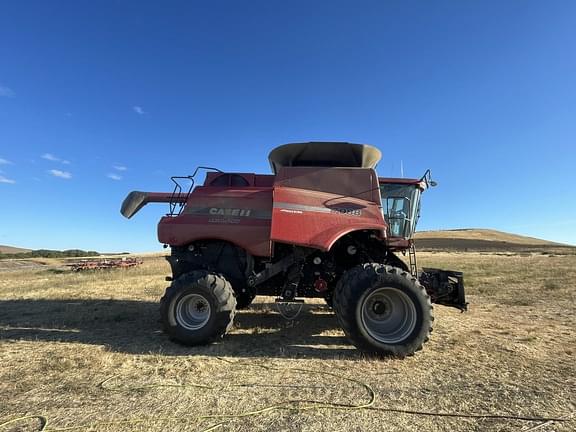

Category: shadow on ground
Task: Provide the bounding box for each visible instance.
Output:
[0,299,358,359]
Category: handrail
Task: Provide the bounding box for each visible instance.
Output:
[167,166,223,216]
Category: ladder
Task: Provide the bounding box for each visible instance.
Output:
[408,242,418,276]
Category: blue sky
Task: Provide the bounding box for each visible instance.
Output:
[1,1,575,252]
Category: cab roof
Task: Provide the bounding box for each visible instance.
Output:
[379,177,423,185]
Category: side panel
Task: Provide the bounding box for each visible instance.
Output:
[271,167,386,251]
[158,187,273,257]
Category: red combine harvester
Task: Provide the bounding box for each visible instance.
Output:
[122,142,466,357]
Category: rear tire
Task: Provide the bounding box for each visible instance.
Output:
[333,263,433,357]
[160,271,236,345]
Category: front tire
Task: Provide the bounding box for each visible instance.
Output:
[333,263,433,357]
[160,271,236,345]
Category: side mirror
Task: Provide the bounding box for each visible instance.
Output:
[420,169,437,188]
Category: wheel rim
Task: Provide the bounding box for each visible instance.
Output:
[360,287,417,344]
[175,294,211,330]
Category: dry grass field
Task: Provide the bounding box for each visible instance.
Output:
[1,250,575,431]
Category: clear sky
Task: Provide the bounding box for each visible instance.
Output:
[1,1,575,252]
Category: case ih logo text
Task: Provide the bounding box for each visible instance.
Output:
[209,208,252,217]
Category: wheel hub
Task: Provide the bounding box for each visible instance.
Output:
[175,293,211,330]
[360,287,417,344]
[372,300,387,315]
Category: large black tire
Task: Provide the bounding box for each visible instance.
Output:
[160,271,236,345]
[333,263,433,357]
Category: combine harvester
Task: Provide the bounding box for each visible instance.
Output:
[122,142,466,357]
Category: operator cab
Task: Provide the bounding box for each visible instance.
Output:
[379,179,426,240]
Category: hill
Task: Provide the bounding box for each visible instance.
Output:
[414,229,571,252]
[0,245,31,254]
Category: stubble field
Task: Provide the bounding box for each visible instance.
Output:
[1,251,575,431]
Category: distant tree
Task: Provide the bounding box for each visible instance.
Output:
[0,249,100,260]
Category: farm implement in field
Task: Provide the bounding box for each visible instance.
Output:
[122,142,466,357]
[67,257,143,271]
